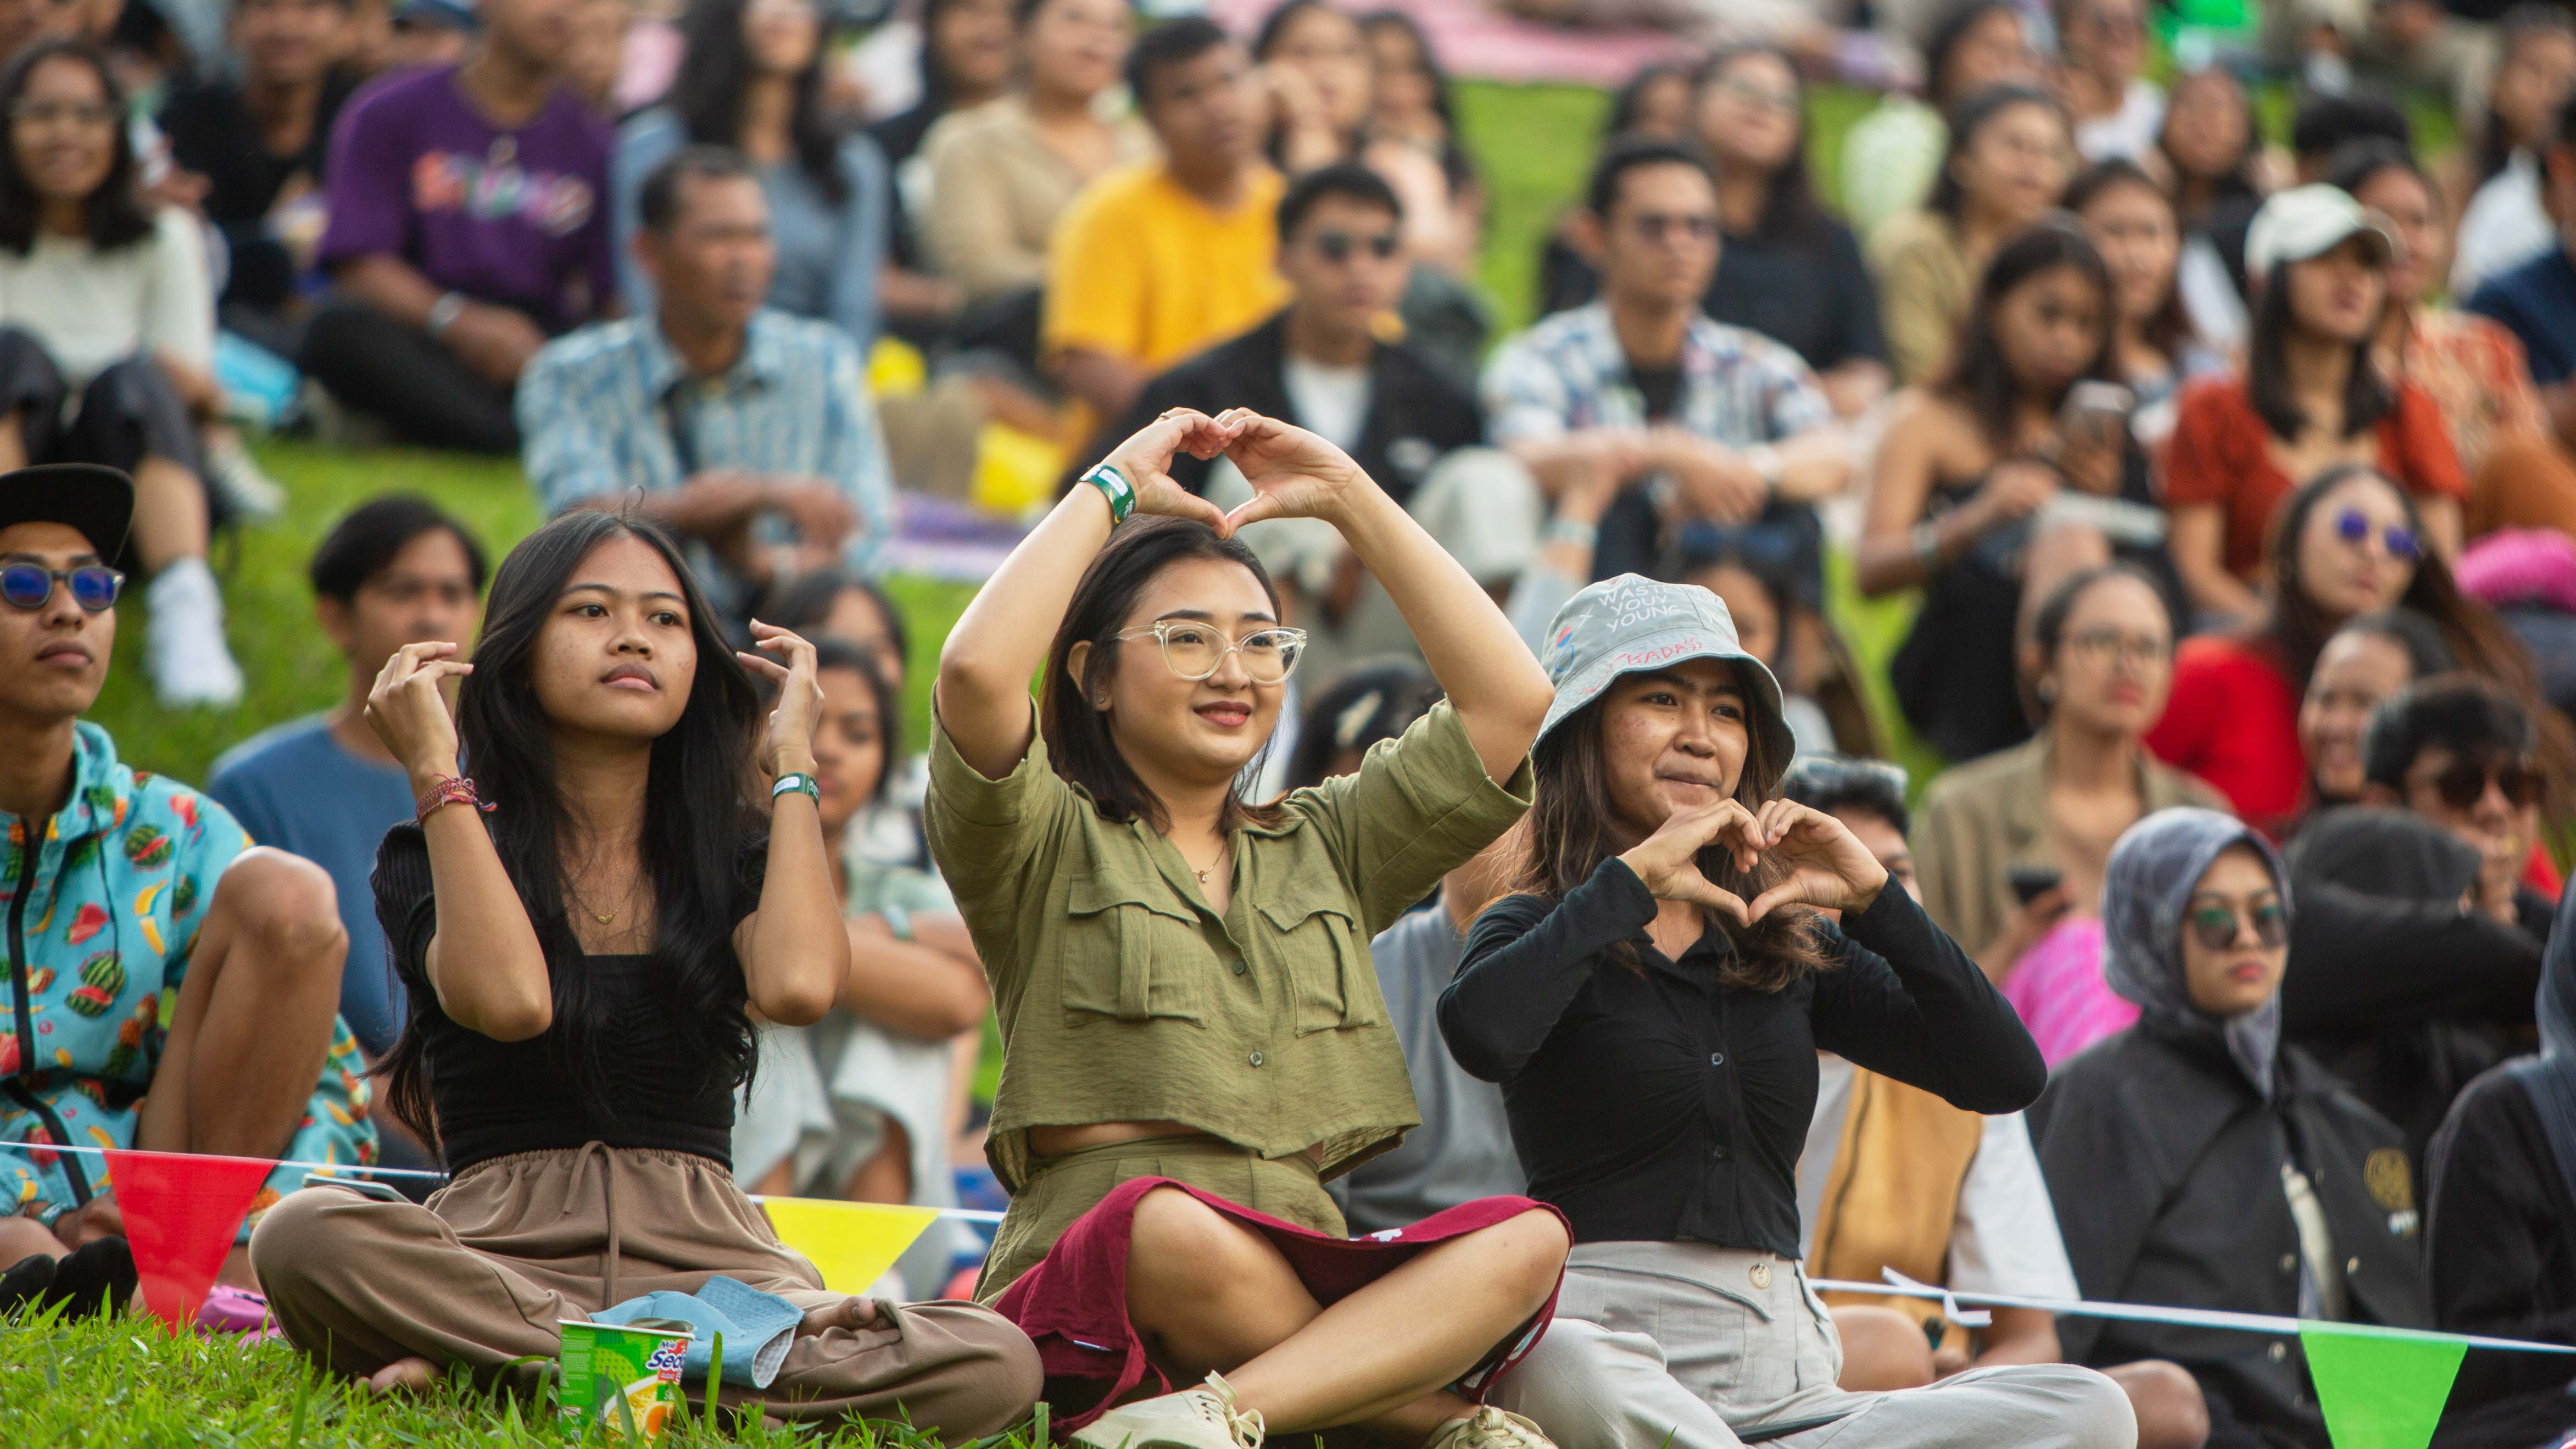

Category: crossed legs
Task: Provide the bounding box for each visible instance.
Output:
[1123,1187,1569,1440]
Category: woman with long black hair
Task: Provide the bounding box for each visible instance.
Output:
[1869,84,2074,384]
[247,511,1041,1430]
[1442,573,2128,1448]
[931,406,1568,1449]
[2162,185,2466,625]
[614,0,892,348]
[1859,222,2176,763]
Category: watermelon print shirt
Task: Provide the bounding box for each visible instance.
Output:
[0,722,378,1238]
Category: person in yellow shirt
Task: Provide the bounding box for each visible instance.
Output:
[1043,16,1290,423]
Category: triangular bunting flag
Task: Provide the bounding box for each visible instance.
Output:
[760,1199,941,1295]
[2300,1322,2468,1449]
[103,1149,274,1329]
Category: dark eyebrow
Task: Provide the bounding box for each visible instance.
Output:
[0,550,99,566]
[1156,608,1281,625]
[561,583,687,606]
[1635,669,1746,697]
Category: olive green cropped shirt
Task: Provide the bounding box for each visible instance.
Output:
[925,699,1534,1194]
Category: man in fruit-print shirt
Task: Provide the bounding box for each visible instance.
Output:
[0,466,376,1269]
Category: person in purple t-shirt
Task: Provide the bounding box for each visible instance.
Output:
[298,0,615,454]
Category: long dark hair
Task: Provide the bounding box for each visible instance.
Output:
[1359,9,1477,198]
[815,636,902,802]
[1927,84,2065,222]
[669,0,850,203]
[1605,59,1693,139]
[1039,517,1289,834]
[2245,254,2393,444]
[2156,65,2263,216]
[1513,683,1831,991]
[1923,0,2024,108]
[2265,465,2529,693]
[2065,158,2193,362]
[377,512,767,1138]
[0,40,154,254]
[2479,6,2576,184]
[1696,44,1822,244]
[1937,221,2118,449]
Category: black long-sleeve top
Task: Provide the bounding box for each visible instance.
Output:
[1439,859,2044,1256]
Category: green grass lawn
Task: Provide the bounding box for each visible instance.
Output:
[0,1308,1049,1447]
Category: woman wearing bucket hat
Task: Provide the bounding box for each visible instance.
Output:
[2163,182,2468,625]
[1438,575,2132,1449]
[2029,807,2434,1447]
[929,406,1571,1449]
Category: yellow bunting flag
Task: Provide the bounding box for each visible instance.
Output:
[760,1199,944,1294]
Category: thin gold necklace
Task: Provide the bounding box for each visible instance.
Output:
[1187,839,1231,885]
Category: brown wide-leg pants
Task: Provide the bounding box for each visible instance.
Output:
[248,1144,1042,1433]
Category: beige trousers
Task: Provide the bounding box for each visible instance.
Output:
[248,1144,1043,1433]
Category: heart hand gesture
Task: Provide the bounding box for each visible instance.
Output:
[1617,797,1889,924]
[1212,409,1376,532]
[1104,409,1245,534]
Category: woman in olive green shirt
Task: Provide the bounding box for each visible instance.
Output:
[929,407,1569,1449]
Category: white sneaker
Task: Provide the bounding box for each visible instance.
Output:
[144,561,244,709]
[203,437,286,520]
[1425,1406,1558,1449]
[1071,1372,1265,1449]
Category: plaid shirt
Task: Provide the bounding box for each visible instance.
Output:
[1481,302,1830,449]
[517,308,893,615]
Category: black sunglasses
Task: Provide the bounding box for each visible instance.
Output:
[2427,757,2546,811]
[0,562,123,613]
[1312,230,1401,263]
[2185,896,2288,952]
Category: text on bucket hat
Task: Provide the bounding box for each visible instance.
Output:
[1534,573,1798,790]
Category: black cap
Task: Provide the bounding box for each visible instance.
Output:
[0,464,135,561]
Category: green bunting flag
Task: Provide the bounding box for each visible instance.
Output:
[2299,1322,2468,1449]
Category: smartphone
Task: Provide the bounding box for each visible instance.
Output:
[2008,865,2065,906]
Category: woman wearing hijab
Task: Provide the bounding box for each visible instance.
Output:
[2282,808,2544,1168]
[2425,887,2576,1449]
[2032,808,2434,1449]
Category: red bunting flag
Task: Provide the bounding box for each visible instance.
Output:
[102,1149,272,1329]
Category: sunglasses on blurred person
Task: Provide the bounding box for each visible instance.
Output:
[0,562,122,612]
[1310,230,1400,263]
[2421,756,2546,812]
[2334,507,2418,562]
[2186,896,2288,952]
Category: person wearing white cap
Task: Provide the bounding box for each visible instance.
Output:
[1439,575,2135,1449]
[2161,181,2466,626]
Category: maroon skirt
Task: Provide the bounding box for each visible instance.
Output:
[991,1177,1565,1430]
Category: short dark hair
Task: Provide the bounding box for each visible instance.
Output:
[2364,674,2536,789]
[1283,658,1440,793]
[1127,15,1230,110]
[638,144,757,232]
[811,636,903,800]
[2291,91,2411,162]
[1781,755,1911,838]
[1276,162,1402,241]
[1586,136,1715,219]
[309,494,489,604]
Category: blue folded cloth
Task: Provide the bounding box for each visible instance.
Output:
[595,1276,805,1389]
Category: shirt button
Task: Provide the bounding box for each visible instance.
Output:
[1709,1053,1725,1067]
[2268,1341,2289,1363]
[1248,1052,1264,1068]
[1708,1144,1730,1161]
[2279,1253,2298,1274]
[1230,961,1247,976]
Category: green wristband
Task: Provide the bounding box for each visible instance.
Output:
[771,772,821,807]
[1081,461,1137,526]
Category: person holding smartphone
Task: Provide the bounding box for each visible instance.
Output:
[1859,224,2182,765]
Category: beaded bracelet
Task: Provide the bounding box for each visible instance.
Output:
[415,775,496,823]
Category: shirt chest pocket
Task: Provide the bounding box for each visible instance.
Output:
[1254,878,1381,1036]
[1061,873,1208,1027]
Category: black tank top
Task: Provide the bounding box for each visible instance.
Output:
[370,824,756,1173]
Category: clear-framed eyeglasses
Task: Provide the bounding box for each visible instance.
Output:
[1114,620,1309,684]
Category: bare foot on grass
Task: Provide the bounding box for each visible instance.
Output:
[366,1356,442,1395]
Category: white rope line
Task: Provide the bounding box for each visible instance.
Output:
[1810,1269,2576,1356]
[0,1140,1010,1221]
